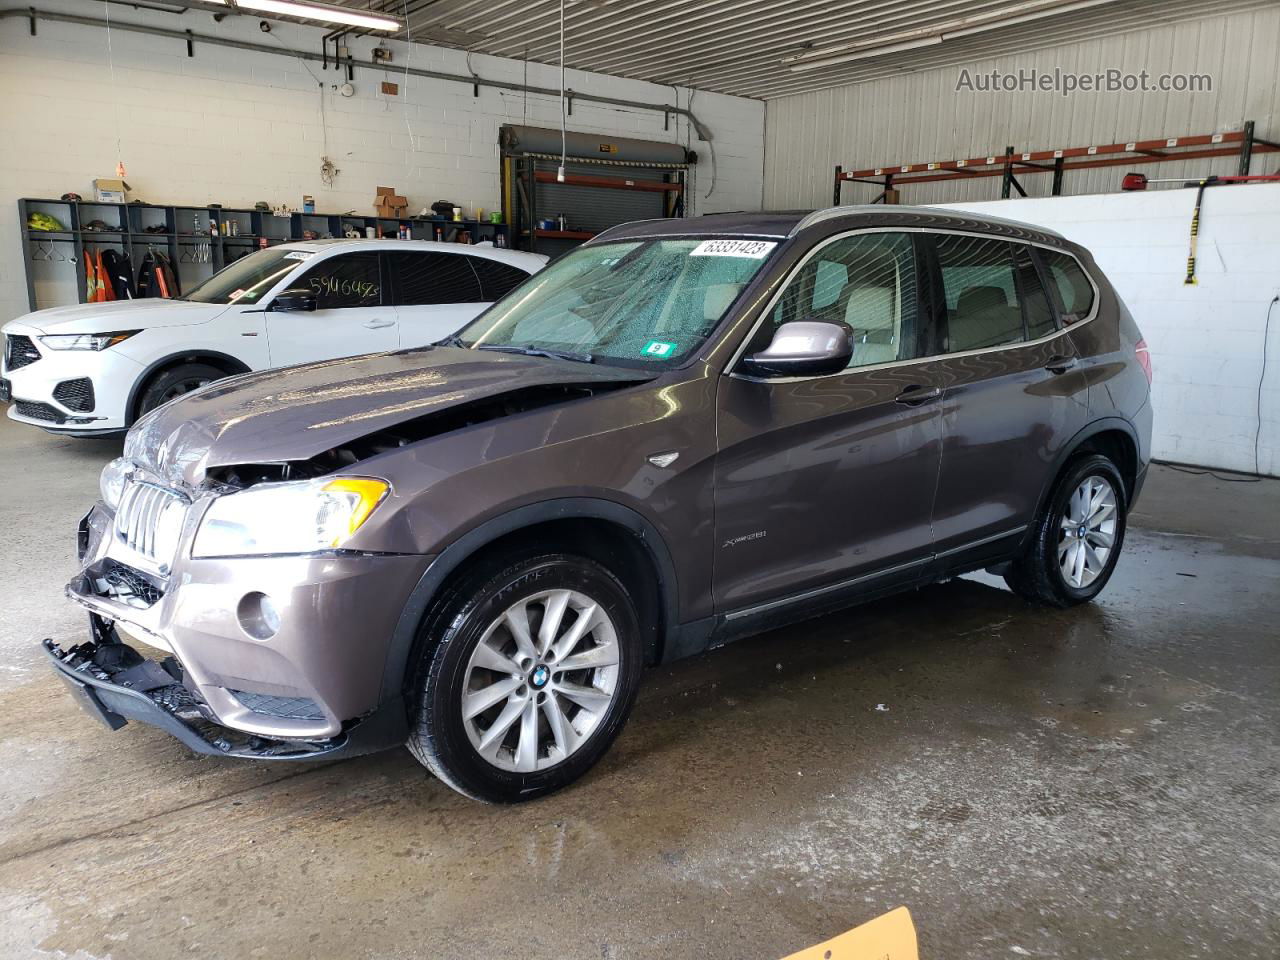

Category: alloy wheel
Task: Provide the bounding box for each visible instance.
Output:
[161,377,212,403]
[461,589,620,773]
[1058,475,1117,589]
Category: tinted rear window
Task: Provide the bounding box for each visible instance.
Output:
[1039,250,1095,323]
[470,257,532,301]
[387,251,483,305]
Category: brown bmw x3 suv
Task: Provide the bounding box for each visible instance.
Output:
[46,206,1152,801]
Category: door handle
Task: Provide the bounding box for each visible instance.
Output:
[1044,355,1078,374]
[894,385,942,406]
[362,318,395,329]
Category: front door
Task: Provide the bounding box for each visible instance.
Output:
[713,230,944,614]
[266,251,398,366]
[924,233,1090,555]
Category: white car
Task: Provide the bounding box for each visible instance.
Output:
[1,239,546,436]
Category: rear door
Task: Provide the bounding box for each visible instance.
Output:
[265,251,397,365]
[925,234,1090,556]
[386,250,488,345]
[713,230,945,614]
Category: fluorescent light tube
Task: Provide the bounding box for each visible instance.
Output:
[235,0,402,31]
[789,35,943,72]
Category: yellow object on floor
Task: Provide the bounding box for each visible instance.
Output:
[780,907,918,960]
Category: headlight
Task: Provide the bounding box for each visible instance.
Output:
[40,331,140,351]
[192,477,389,558]
[99,457,134,510]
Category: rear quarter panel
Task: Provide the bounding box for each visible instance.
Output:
[1065,249,1152,462]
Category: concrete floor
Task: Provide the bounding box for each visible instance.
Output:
[1,412,1277,960]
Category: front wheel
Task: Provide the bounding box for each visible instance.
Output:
[135,362,224,417]
[1005,454,1128,606]
[408,553,643,802]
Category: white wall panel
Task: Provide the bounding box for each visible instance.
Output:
[764,7,1280,209]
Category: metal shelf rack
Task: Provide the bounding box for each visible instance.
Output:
[833,121,1280,204]
[17,197,510,312]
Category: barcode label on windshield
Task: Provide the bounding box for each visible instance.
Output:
[690,239,776,259]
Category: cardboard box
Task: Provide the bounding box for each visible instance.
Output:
[374,185,408,218]
[93,178,131,203]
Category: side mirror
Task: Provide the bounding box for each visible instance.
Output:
[270,290,317,312]
[740,320,853,378]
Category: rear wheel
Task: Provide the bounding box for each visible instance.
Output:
[408,553,643,802]
[1005,454,1127,606]
[136,362,224,417]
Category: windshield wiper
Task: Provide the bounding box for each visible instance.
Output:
[437,334,467,348]
[476,344,595,364]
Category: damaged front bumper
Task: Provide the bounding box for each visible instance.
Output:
[42,616,403,760]
[48,498,432,761]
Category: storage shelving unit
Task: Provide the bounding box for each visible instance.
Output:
[17,197,511,312]
[832,122,1280,204]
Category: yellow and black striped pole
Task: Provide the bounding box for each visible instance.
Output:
[1184,178,1213,285]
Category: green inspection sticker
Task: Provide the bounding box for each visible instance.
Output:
[642,340,677,358]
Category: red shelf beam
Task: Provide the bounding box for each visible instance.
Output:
[533,171,682,193]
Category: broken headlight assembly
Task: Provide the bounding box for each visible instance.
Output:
[99,457,134,510]
[192,477,389,558]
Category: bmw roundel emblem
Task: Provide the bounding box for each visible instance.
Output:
[530,665,550,689]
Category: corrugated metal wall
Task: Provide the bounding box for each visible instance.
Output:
[764,7,1280,208]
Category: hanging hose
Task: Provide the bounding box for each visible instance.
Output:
[557,0,566,183]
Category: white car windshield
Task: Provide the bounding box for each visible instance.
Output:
[453,238,776,367]
[181,248,307,305]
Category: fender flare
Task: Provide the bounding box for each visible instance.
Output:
[125,349,253,424]
[1023,417,1142,547]
[379,497,681,705]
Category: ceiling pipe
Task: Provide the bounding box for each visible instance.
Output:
[0,5,714,140]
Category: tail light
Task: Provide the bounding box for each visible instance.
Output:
[1134,338,1152,385]
[1121,172,1148,191]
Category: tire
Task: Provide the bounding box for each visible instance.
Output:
[1005,453,1128,607]
[407,553,644,802]
[135,362,225,417]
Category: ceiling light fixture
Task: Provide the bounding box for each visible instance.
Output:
[231,0,402,32]
[788,35,943,72]
[784,0,1120,71]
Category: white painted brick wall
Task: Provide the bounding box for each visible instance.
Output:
[942,185,1280,477]
[0,2,763,322]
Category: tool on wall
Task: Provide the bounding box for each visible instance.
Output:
[1177,175,1280,285]
[1120,172,1280,285]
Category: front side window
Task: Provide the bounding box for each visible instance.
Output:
[294,252,382,310]
[388,251,482,305]
[764,231,920,369]
[455,238,775,368]
[1039,250,1096,323]
[181,247,305,305]
[935,235,1026,352]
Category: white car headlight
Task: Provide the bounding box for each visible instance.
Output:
[192,477,390,558]
[99,457,134,510]
[39,331,140,351]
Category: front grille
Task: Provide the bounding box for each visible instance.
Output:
[53,377,95,412]
[94,558,165,607]
[4,334,40,371]
[230,690,326,721]
[114,481,189,569]
[14,400,63,423]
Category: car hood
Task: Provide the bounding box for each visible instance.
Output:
[8,299,228,335]
[126,348,653,488]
